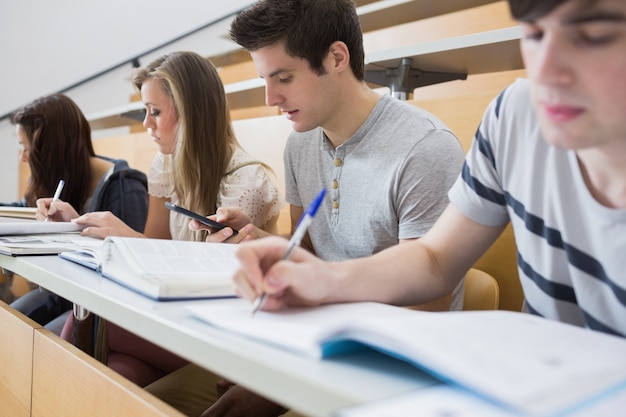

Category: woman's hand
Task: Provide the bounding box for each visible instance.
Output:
[36,198,79,222]
[188,207,267,243]
[72,211,143,240]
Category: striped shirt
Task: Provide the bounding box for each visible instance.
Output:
[449,78,626,337]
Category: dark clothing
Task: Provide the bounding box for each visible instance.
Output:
[9,156,149,326]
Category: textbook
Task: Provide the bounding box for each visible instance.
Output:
[0,233,99,256]
[60,236,239,301]
[0,220,85,236]
[0,206,37,220]
[187,300,626,417]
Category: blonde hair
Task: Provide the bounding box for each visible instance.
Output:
[132,51,239,240]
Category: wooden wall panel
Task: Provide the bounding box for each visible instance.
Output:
[363,1,516,53]
[230,105,281,121]
[0,301,39,417]
[31,329,184,417]
[92,133,157,176]
[218,60,258,85]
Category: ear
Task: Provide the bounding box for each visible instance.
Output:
[327,41,350,73]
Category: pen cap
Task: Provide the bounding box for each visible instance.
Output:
[300,189,326,224]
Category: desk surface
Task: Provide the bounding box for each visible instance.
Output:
[0,254,436,417]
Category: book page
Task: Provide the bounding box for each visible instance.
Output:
[100,237,240,300]
[0,233,100,255]
[344,312,626,415]
[187,302,626,416]
[336,385,519,417]
[188,300,413,358]
[338,380,626,417]
[103,237,240,281]
[58,241,105,270]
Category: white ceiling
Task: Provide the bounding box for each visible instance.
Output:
[0,0,255,119]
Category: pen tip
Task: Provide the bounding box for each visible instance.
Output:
[251,293,266,316]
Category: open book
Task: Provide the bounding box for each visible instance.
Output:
[61,237,239,301]
[187,300,626,417]
[0,233,100,256]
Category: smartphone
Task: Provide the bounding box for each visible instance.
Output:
[164,202,238,235]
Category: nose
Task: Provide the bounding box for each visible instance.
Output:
[265,81,283,108]
[19,148,28,163]
[143,111,154,130]
[525,33,573,86]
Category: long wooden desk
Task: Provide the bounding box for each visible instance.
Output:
[0,254,436,417]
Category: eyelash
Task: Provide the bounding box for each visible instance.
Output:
[575,33,615,45]
[523,29,617,46]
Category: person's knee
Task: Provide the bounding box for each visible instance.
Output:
[145,364,220,416]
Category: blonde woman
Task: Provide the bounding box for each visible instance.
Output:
[46,51,284,386]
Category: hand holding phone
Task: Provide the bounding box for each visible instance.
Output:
[164,202,238,235]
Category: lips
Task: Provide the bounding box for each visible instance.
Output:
[282,109,298,120]
[542,104,584,122]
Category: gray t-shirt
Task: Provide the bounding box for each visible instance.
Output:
[285,94,465,308]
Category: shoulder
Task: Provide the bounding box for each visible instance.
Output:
[479,78,540,154]
[487,78,534,124]
[99,163,147,192]
[225,148,271,178]
[376,95,456,139]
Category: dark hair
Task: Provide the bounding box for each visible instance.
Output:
[230,0,365,81]
[10,94,94,209]
[508,0,589,21]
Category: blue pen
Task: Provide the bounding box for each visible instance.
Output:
[251,188,326,315]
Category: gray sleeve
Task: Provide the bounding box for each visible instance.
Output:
[396,129,465,239]
[283,132,303,208]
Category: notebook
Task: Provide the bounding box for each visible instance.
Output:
[187,300,626,417]
[0,220,85,236]
[0,206,38,220]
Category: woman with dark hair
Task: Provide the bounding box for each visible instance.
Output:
[7,93,149,330]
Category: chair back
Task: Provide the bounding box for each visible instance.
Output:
[463,268,500,311]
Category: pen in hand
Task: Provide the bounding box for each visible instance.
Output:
[251,188,326,316]
[45,179,65,222]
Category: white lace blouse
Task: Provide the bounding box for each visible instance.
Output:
[148,148,284,241]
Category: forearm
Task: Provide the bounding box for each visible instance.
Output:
[322,205,502,307]
[324,240,454,306]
